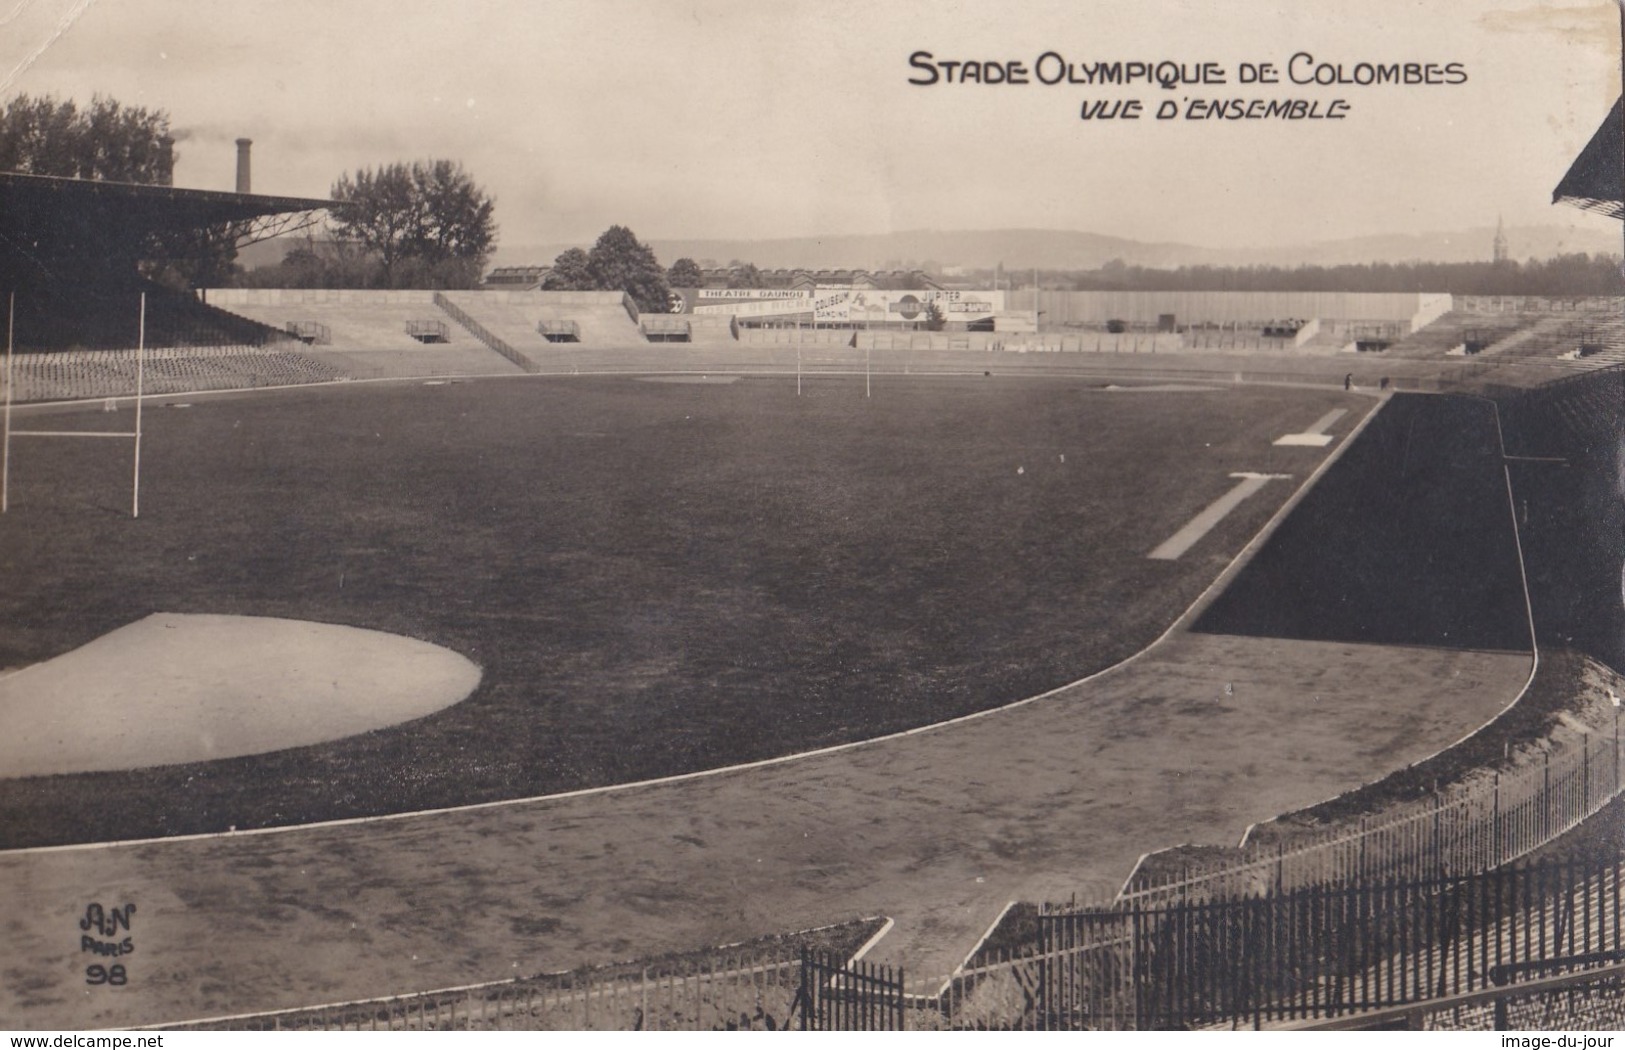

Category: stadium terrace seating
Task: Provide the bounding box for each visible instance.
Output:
[531,293,645,347]
[537,320,580,343]
[285,320,331,345]
[1383,304,1625,374]
[1552,315,1625,369]
[437,293,564,351]
[684,314,738,345]
[4,344,345,402]
[426,291,648,349]
[405,319,450,344]
[1452,311,1625,375]
[8,291,290,352]
[210,295,486,353]
[1500,366,1624,457]
[640,316,691,342]
[1382,310,1539,359]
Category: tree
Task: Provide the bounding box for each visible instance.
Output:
[141,225,241,290]
[404,160,496,269]
[923,301,947,332]
[330,160,497,288]
[0,93,173,182]
[587,225,669,312]
[329,164,416,285]
[666,257,703,288]
[238,233,381,289]
[0,92,253,292]
[726,262,763,289]
[543,247,595,291]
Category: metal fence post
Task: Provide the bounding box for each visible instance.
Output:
[1585,734,1592,813]
[798,949,809,1031]
[1544,750,1552,842]
[1433,792,1443,878]
[1493,773,1501,864]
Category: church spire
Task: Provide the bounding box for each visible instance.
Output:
[1493,215,1509,264]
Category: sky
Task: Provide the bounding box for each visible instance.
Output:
[1,0,1623,256]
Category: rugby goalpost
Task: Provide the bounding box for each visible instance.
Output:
[1,291,146,518]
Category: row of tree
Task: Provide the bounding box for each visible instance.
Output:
[542,227,671,311]
[539,235,810,311]
[1061,256,1625,296]
[8,92,1625,298]
[0,93,173,183]
[203,160,501,290]
[0,93,501,291]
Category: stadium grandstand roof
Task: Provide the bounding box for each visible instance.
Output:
[0,171,334,235]
[1,171,335,292]
[1553,97,1624,221]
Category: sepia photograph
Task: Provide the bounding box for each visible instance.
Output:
[1,0,1624,1034]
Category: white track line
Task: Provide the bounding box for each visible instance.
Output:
[933,900,1018,997]
[847,917,897,964]
[1303,408,1348,435]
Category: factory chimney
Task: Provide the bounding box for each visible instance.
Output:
[235,138,252,194]
[156,134,174,187]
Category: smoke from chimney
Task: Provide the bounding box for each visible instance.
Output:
[235,137,252,194]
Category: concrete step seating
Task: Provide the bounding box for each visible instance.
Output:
[1383,311,1539,359]
[1476,313,1625,371]
[5,345,344,402]
[439,292,645,350]
[1502,366,1622,454]
[538,304,645,347]
[215,299,485,353]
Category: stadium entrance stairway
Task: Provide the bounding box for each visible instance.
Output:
[438,290,648,351]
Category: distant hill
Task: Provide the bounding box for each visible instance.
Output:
[242,225,1623,278]
[1243,226,1624,268]
[490,225,1623,273]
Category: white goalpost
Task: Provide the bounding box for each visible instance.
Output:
[1,291,147,518]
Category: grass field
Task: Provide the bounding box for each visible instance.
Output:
[0,374,1367,847]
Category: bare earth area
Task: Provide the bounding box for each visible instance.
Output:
[0,630,1527,1028]
[0,614,481,778]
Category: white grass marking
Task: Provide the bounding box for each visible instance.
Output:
[1273,407,1348,446]
[1303,408,1348,435]
[1147,473,1289,561]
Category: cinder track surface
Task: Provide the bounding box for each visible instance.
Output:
[0,633,1526,1028]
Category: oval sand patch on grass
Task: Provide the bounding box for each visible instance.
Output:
[0,613,480,778]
